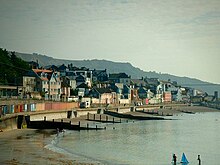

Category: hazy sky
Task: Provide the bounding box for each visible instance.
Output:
[0,0,220,84]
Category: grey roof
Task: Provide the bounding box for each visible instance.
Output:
[109,73,130,79]
[95,88,113,94]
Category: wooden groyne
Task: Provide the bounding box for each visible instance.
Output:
[180,110,195,114]
[21,115,106,131]
[200,102,220,110]
[27,120,105,130]
[86,113,123,123]
[104,111,165,120]
[136,109,173,116]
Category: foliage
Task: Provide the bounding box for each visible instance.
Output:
[0,48,31,85]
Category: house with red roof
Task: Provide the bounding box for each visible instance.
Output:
[29,69,61,100]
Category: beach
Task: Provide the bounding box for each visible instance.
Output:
[0,129,96,165]
[0,105,219,165]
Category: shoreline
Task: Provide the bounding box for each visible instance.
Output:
[0,129,95,165]
[0,105,219,165]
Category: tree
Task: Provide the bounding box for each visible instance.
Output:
[0,48,31,85]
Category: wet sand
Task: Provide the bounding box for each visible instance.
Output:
[159,105,220,114]
[0,105,219,165]
[0,129,95,165]
[138,105,220,116]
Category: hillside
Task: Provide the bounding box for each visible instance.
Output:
[15,52,220,95]
[0,49,30,85]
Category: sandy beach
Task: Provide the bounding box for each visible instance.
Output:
[0,129,95,165]
[161,105,220,114]
[0,105,219,165]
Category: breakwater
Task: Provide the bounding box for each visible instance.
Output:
[201,102,220,110]
[28,119,105,131]
[0,103,190,131]
[104,110,165,120]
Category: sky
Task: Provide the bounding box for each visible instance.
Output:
[0,0,220,84]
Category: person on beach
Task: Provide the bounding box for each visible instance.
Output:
[197,155,201,165]
[61,129,65,137]
[56,128,59,136]
[173,154,177,164]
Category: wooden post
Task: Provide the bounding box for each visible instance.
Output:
[96,125,97,130]
[44,116,46,121]
[120,118,121,123]
[106,116,108,121]
[69,121,71,124]
[61,119,63,123]
[53,119,54,122]
[87,123,89,129]
[78,121,80,127]
[100,114,101,121]
[94,114,95,120]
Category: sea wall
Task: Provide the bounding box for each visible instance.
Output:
[0,102,79,116]
[30,112,69,121]
[0,117,17,131]
[0,101,78,131]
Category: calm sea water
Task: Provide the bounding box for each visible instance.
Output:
[47,112,220,165]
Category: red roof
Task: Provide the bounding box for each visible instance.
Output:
[32,69,53,81]
[32,69,52,73]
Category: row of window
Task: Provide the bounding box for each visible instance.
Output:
[43,88,61,93]
[43,81,61,85]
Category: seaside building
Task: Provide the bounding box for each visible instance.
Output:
[28,69,61,101]
[61,81,71,101]
[89,87,116,104]
[22,76,36,98]
[109,73,131,85]
[76,83,90,97]
[131,78,147,88]
[163,91,172,102]
[0,85,23,98]
[92,69,108,82]
[110,83,131,104]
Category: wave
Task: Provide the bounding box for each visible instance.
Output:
[44,130,105,164]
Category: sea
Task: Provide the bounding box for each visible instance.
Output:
[45,111,220,165]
